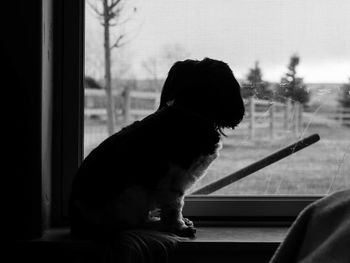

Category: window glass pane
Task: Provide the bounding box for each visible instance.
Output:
[84,0,350,195]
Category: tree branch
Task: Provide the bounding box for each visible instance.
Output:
[110,34,125,49]
[109,0,123,11]
[114,7,137,26]
[88,1,104,17]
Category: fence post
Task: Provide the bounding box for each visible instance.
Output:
[298,103,303,132]
[294,103,300,135]
[269,103,275,139]
[284,98,291,131]
[338,107,343,126]
[249,97,255,140]
[123,87,131,125]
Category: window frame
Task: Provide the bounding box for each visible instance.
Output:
[51,0,85,226]
[53,0,322,226]
[183,195,319,220]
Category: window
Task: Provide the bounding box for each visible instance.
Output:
[59,0,350,222]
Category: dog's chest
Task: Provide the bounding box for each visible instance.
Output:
[157,152,220,194]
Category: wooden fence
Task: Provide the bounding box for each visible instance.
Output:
[85,89,159,123]
[239,97,303,139]
[321,107,350,126]
[123,89,160,123]
[84,89,320,139]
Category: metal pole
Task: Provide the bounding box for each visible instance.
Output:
[192,133,320,195]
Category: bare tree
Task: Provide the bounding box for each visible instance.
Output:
[88,0,137,135]
[161,43,191,70]
[142,56,161,90]
[142,56,160,81]
[142,43,190,90]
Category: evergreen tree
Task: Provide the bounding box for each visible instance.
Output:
[275,54,310,105]
[339,78,350,108]
[241,61,272,100]
[84,76,103,89]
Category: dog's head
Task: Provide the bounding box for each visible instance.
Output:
[159,58,245,133]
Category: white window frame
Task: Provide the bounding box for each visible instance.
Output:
[53,0,322,225]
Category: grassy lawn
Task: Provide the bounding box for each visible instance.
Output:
[199,124,350,195]
[84,118,350,196]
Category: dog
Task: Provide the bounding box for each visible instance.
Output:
[69,58,245,240]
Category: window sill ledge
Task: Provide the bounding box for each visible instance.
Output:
[178,226,287,250]
[173,227,288,263]
[17,227,289,263]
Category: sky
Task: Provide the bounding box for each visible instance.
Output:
[85,0,350,83]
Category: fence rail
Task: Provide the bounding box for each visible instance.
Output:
[303,107,350,127]
[84,89,350,138]
[322,108,350,126]
[240,97,303,139]
[85,89,159,121]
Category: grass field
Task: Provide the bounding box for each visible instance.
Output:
[199,124,350,195]
[84,116,350,196]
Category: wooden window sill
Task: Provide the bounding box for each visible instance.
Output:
[179,226,287,248]
[16,227,289,263]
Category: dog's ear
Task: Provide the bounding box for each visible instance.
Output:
[159,60,199,110]
[201,59,245,129]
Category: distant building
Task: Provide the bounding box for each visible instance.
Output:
[84,76,103,89]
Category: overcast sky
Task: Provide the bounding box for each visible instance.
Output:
[85,0,350,83]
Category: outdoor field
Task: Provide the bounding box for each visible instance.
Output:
[84,112,350,196]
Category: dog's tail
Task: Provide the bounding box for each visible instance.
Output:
[102,230,186,263]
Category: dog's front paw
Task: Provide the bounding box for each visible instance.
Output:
[166,220,196,238]
[182,217,194,227]
[175,225,196,238]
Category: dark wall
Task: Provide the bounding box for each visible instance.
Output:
[4,1,43,239]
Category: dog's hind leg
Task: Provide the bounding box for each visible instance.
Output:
[113,185,154,229]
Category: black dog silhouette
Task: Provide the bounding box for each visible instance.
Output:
[69,58,245,239]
